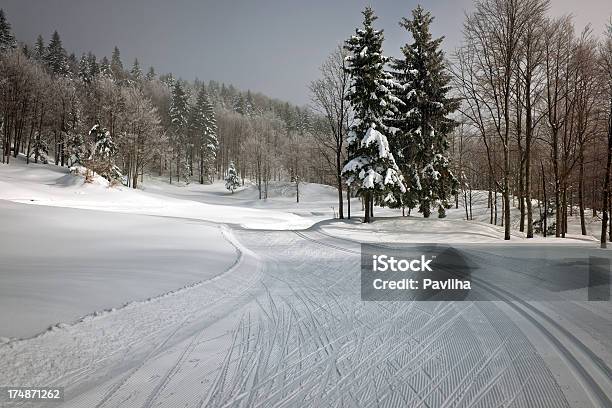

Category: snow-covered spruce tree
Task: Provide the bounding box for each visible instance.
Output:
[78,53,92,84]
[225,161,240,193]
[67,131,85,167]
[145,66,156,81]
[87,52,99,78]
[390,6,458,218]
[341,6,405,223]
[88,123,121,182]
[34,35,45,61]
[130,58,142,82]
[169,81,189,183]
[0,9,16,53]
[44,31,69,77]
[189,87,218,183]
[110,46,124,82]
[30,132,49,164]
[99,56,112,79]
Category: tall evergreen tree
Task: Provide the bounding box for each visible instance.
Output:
[341,6,405,223]
[190,87,218,183]
[78,53,92,84]
[0,9,16,53]
[67,52,78,75]
[160,72,175,87]
[145,66,156,81]
[110,46,124,80]
[390,6,458,218]
[99,56,111,78]
[89,123,121,181]
[44,31,69,76]
[130,58,142,81]
[244,90,254,116]
[169,81,189,182]
[233,94,245,114]
[34,35,45,61]
[22,44,31,58]
[87,52,99,78]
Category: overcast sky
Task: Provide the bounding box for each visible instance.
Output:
[2,0,611,106]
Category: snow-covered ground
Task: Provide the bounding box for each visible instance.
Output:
[0,200,238,339]
[1,157,611,407]
[0,160,312,230]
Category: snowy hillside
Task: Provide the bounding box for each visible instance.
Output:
[0,157,313,230]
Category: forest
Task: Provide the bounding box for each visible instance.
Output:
[1,0,611,244]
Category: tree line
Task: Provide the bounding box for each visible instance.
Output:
[0,9,337,197]
[311,1,612,245]
[452,0,612,244]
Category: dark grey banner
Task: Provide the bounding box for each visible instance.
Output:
[360,244,611,301]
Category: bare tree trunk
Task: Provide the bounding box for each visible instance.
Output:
[600,123,609,248]
[347,185,351,219]
[469,188,473,220]
[494,186,498,225]
[579,151,587,235]
[542,162,547,237]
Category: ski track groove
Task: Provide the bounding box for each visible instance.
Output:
[94,319,188,408]
[220,228,592,403]
[282,229,609,407]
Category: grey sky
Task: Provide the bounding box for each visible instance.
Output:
[2,0,611,106]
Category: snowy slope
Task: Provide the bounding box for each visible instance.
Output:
[0,200,239,339]
[0,157,313,230]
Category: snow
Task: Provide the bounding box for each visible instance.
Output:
[1,157,611,407]
[0,156,313,230]
[361,127,392,159]
[0,200,237,339]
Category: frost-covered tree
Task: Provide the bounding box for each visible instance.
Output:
[390,6,458,218]
[67,52,78,75]
[130,58,142,82]
[232,94,245,114]
[341,6,405,223]
[86,52,99,78]
[78,53,92,84]
[189,87,218,183]
[44,31,69,77]
[244,90,254,116]
[88,123,121,182]
[0,9,16,53]
[110,46,124,81]
[145,66,156,81]
[169,81,189,182]
[30,133,49,164]
[67,131,85,167]
[225,161,240,193]
[34,35,45,61]
[99,56,111,78]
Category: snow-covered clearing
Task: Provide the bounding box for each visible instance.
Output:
[1,157,611,407]
[0,158,312,230]
[0,200,237,339]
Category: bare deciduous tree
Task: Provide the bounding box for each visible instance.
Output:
[309,46,351,219]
